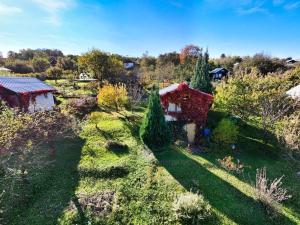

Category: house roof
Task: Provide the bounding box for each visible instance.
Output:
[286,59,298,64]
[0,76,56,94]
[159,83,179,95]
[209,67,228,74]
[286,84,300,100]
[159,82,213,99]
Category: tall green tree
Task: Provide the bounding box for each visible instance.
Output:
[32,57,50,72]
[78,49,124,83]
[190,50,212,93]
[140,89,171,149]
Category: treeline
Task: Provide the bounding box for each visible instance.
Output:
[0,46,298,85]
[0,49,78,79]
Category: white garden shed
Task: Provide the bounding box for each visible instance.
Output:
[0,76,56,112]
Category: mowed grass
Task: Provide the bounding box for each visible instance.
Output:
[155,119,300,225]
[8,109,300,225]
[9,110,182,225]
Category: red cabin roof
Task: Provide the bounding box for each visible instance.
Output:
[159,83,213,124]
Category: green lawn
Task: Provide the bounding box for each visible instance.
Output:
[7,109,300,225]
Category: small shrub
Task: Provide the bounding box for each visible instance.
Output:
[105,140,128,153]
[173,192,211,224]
[255,167,291,203]
[97,83,128,111]
[67,97,97,118]
[255,168,292,218]
[217,156,244,174]
[212,118,238,146]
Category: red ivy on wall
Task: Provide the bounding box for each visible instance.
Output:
[160,83,213,125]
[0,87,52,112]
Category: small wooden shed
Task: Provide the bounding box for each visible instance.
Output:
[159,83,213,143]
[0,77,56,112]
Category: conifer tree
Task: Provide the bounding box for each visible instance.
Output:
[190,49,212,93]
[140,88,171,149]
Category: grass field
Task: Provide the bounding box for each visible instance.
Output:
[7,108,300,225]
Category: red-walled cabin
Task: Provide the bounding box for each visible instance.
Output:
[0,77,56,112]
[159,83,213,126]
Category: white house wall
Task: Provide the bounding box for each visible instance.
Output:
[28,93,55,112]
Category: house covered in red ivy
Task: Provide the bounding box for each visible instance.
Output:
[159,82,213,143]
[0,77,56,112]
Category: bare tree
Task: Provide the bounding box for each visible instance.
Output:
[127,82,145,111]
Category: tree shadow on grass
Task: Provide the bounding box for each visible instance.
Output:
[154,147,297,225]
[202,120,300,217]
[10,137,85,225]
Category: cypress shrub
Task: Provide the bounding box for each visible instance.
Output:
[140,89,171,149]
[190,50,212,93]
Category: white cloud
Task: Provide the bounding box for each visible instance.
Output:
[285,1,300,10]
[32,0,75,26]
[237,6,270,15]
[0,2,22,15]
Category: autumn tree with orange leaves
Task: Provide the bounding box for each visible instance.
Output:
[179,45,202,64]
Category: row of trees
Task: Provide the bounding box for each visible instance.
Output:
[139,46,295,88]
[1,49,77,76]
[1,46,295,88]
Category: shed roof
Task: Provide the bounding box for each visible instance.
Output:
[159,83,179,95]
[210,67,228,74]
[159,82,213,99]
[286,84,300,100]
[0,77,56,94]
[0,67,11,72]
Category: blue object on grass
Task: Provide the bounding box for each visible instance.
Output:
[203,128,211,137]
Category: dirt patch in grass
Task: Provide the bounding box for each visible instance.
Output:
[79,165,129,179]
[71,191,115,217]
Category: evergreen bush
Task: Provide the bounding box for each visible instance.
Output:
[190,50,212,93]
[140,89,171,149]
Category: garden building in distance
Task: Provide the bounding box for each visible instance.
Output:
[0,76,56,112]
[209,67,229,80]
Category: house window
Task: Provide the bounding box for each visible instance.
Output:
[168,103,181,113]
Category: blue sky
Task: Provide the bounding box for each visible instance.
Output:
[0,0,300,58]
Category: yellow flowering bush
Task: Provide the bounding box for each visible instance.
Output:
[97,84,128,111]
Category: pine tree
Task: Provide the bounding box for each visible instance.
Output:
[190,50,212,93]
[140,89,171,149]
